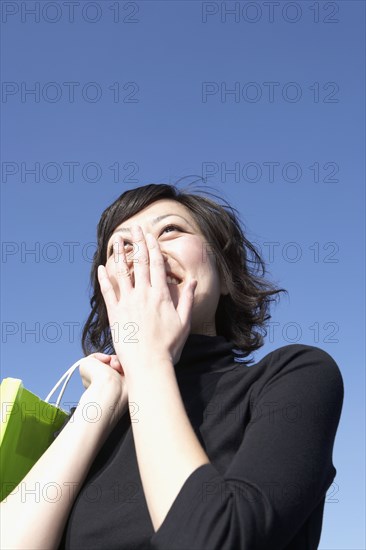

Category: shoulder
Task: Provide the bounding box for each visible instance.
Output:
[269,343,341,369]
[262,343,341,373]
[253,344,344,404]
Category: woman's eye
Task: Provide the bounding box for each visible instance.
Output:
[108,225,182,256]
[108,241,132,256]
[160,224,182,236]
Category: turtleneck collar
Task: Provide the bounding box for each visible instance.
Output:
[173,333,241,375]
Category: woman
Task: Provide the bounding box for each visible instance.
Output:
[1,182,344,550]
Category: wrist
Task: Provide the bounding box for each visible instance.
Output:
[81,380,128,423]
[124,355,175,393]
[125,353,173,374]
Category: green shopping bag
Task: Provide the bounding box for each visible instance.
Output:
[0,360,81,501]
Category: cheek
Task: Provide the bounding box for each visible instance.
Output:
[191,262,221,297]
[178,239,204,268]
[179,240,219,282]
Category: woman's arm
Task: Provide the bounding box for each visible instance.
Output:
[126,357,210,532]
[0,371,127,550]
[97,226,210,532]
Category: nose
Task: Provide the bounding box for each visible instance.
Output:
[126,247,169,280]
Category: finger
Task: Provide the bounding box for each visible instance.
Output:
[112,235,134,293]
[176,279,197,328]
[145,232,168,290]
[111,355,124,374]
[110,354,121,366]
[97,265,118,308]
[131,225,150,287]
[92,352,111,364]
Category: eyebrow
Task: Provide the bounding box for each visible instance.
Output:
[109,214,193,239]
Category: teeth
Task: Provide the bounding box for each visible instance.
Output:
[166,275,180,285]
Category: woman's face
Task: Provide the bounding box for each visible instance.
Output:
[104,199,228,336]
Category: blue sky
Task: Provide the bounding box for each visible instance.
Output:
[1,1,365,547]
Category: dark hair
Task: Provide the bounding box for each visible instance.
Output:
[81,181,287,362]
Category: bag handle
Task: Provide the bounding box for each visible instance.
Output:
[44,360,81,408]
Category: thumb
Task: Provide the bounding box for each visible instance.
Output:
[176,278,197,329]
[92,352,111,364]
[110,355,124,374]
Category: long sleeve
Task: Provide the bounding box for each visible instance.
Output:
[150,344,344,550]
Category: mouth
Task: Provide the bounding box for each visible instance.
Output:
[130,271,183,286]
[166,272,183,286]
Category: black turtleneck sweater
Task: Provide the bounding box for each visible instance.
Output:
[58,335,344,550]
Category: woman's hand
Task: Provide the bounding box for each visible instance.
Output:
[97,225,197,377]
[78,352,127,415]
[79,352,124,389]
